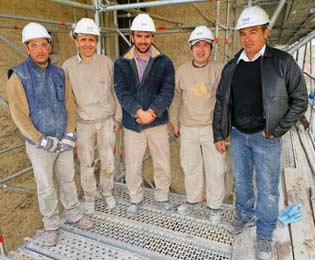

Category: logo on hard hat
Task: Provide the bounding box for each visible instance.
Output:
[86,26,95,32]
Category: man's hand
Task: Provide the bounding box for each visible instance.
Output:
[173,125,180,137]
[56,132,76,153]
[114,120,121,133]
[37,135,59,152]
[215,140,227,154]
[136,109,157,125]
[261,130,275,139]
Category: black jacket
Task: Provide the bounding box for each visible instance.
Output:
[213,45,308,142]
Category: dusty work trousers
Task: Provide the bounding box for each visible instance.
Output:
[25,142,81,231]
[77,118,116,202]
[180,125,225,209]
[124,124,171,203]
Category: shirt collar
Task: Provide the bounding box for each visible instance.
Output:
[76,53,96,63]
[237,44,266,63]
[134,48,152,62]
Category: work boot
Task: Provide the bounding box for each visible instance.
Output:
[44,230,58,247]
[156,201,174,213]
[75,216,93,230]
[82,200,95,215]
[104,195,116,209]
[209,208,221,225]
[177,202,202,215]
[227,216,256,235]
[127,203,141,216]
[256,239,272,260]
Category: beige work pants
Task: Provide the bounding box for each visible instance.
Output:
[180,125,225,209]
[77,118,116,202]
[124,124,171,203]
[26,142,81,231]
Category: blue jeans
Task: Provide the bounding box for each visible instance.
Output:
[230,128,282,240]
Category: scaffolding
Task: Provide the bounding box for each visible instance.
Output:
[1,1,315,258]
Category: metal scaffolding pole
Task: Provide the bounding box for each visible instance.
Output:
[0,166,32,185]
[49,0,209,12]
[0,96,9,112]
[94,0,102,54]
[113,11,120,58]
[0,34,27,58]
[0,13,73,27]
[224,0,231,64]
[48,0,94,11]
[214,0,220,62]
[269,0,287,30]
[287,31,315,55]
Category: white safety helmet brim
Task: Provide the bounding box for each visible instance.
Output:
[190,39,213,48]
[22,22,51,44]
[236,6,270,30]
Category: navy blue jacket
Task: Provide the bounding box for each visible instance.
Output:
[114,45,175,132]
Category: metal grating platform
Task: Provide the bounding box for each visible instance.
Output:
[10,183,235,260]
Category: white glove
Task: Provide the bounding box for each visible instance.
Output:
[37,136,59,152]
[56,132,76,152]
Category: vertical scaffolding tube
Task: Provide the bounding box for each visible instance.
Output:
[114,11,120,58]
[224,0,231,64]
[94,0,102,54]
[214,0,220,61]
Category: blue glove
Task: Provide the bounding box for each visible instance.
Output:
[56,132,76,152]
[279,203,303,225]
[37,135,59,152]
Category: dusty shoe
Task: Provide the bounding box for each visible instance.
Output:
[177,202,201,215]
[256,239,272,260]
[156,201,174,213]
[82,200,95,215]
[44,230,58,246]
[227,216,256,235]
[104,195,116,209]
[209,208,221,225]
[75,216,93,230]
[127,203,141,216]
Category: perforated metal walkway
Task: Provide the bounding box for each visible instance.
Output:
[10,183,235,260]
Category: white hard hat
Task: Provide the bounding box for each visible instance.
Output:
[22,22,51,44]
[130,14,156,33]
[188,26,214,47]
[73,18,100,36]
[236,6,270,30]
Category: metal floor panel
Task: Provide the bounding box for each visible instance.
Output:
[62,214,232,260]
[95,201,233,247]
[10,248,52,260]
[23,229,144,260]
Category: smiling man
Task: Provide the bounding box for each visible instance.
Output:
[7,22,92,247]
[114,14,175,216]
[212,6,307,260]
[62,18,122,215]
[169,26,225,224]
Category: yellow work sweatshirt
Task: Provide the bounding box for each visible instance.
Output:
[169,61,223,127]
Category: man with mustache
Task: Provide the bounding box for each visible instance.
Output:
[7,22,92,247]
[114,14,175,216]
[213,6,307,259]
